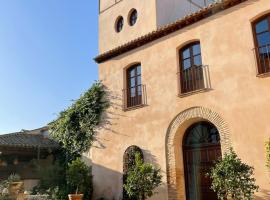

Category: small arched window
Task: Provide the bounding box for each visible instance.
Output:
[179,42,205,94]
[252,14,270,74]
[123,146,144,199]
[126,64,142,108]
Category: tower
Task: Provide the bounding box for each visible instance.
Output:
[98,0,157,53]
[98,0,214,53]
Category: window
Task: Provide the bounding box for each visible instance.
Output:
[115,16,124,32]
[253,14,270,75]
[179,42,205,94]
[126,64,142,108]
[129,9,138,26]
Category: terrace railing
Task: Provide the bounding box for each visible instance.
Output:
[122,84,147,110]
[179,65,211,95]
[253,44,270,75]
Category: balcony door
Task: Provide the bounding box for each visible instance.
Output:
[179,42,204,94]
[253,14,270,74]
[127,64,142,108]
[183,122,221,200]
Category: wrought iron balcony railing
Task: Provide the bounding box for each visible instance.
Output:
[178,65,211,95]
[122,84,147,110]
[253,44,270,75]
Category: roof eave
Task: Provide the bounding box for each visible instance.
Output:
[94,0,248,64]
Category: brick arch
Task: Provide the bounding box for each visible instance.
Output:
[165,107,231,200]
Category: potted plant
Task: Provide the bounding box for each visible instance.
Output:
[66,158,92,200]
[7,174,23,199]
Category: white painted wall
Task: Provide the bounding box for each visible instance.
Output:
[156,0,215,27]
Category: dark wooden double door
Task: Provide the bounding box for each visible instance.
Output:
[183,122,221,200]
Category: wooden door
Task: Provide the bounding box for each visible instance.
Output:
[183,122,221,200]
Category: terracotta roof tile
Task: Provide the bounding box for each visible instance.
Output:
[0,127,59,149]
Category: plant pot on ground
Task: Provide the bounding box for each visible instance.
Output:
[66,158,92,200]
[68,194,83,200]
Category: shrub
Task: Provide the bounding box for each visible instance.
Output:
[7,174,21,183]
[32,161,67,200]
[66,158,93,199]
[123,153,162,200]
[209,148,259,200]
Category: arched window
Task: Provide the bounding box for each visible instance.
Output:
[126,64,142,108]
[123,146,144,199]
[179,42,205,94]
[253,14,270,74]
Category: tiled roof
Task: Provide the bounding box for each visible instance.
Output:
[0,127,59,149]
[94,0,247,63]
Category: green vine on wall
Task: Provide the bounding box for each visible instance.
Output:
[49,82,109,158]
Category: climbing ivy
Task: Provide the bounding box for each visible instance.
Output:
[49,82,109,158]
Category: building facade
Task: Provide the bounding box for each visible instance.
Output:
[92,0,270,199]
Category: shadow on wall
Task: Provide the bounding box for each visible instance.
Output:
[83,155,123,200]
[83,149,168,200]
[254,188,270,200]
[93,85,132,150]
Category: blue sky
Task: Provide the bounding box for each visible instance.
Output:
[0,1,99,134]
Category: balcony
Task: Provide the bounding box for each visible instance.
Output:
[122,84,147,110]
[253,44,270,76]
[179,65,211,96]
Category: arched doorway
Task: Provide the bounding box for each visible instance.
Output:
[183,121,221,200]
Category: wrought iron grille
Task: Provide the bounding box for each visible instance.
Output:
[122,84,147,110]
[179,65,211,95]
[253,44,270,75]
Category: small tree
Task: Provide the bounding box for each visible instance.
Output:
[124,153,162,200]
[66,158,93,198]
[209,148,259,200]
[266,138,270,172]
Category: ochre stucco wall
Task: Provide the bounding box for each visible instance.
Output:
[93,0,270,199]
[98,0,157,53]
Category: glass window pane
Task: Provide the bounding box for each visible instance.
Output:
[137,76,141,85]
[256,19,269,33]
[182,48,190,59]
[136,65,141,75]
[194,55,202,66]
[130,77,135,87]
[130,88,136,97]
[192,44,201,55]
[257,32,270,47]
[183,59,191,69]
[129,68,135,77]
[137,85,142,95]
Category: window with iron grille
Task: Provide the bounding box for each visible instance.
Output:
[253,14,270,75]
[179,42,206,94]
[126,64,142,108]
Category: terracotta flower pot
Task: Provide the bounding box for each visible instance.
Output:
[68,194,84,200]
[9,181,24,198]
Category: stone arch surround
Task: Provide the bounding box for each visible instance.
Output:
[165,107,231,200]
